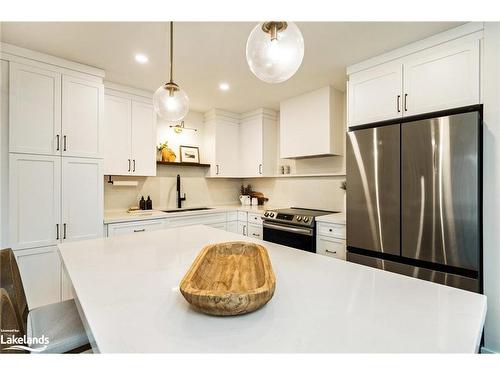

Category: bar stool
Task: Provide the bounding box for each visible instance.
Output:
[0,248,91,353]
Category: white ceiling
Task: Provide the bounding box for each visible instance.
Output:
[1,22,462,113]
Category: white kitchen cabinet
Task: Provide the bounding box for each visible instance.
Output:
[103,86,157,176]
[347,33,482,126]
[61,264,74,301]
[204,109,240,177]
[316,237,346,260]
[403,38,480,116]
[237,222,247,236]
[9,154,61,250]
[103,95,132,175]
[166,212,227,228]
[348,62,403,126]
[9,62,62,156]
[131,101,156,176]
[14,246,61,309]
[62,75,103,158]
[226,221,238,233]
[239,109,277,177]
[317,222,346,240]
[280,86,344,158]
[62,157,103,242]
[247,223,263,240]
[107,219,166,237]
[248,213,263,224]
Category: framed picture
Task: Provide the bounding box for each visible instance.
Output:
[179,145,200,163]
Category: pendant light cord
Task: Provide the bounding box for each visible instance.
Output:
[169,21,173,83]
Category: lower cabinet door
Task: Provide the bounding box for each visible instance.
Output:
[107,220,165,237]
[205,222,227,231]
[247,223,263,240]
[14,246,61,309]
[316,237,346,260]
[226,221,238,233]
[61,263,74,301]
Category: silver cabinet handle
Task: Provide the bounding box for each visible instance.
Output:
[404,93,408,112]
[133,159,136,172]
[252,233,260,237]
[216,164,219,175]
[325,249,337,254]
[128,159,131,172]
[259,164,263,175]
[56,135,60,151]
[63,223,67,240]
[397,95,401,113]
[134,229,146,233]
[63,135,67,151]
[243,225,246,236]
[56,224,59,240]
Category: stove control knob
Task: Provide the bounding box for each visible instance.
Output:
[303,217,310,223]
[269,212,275,218]
[296,216,302,222]
[264,212,269,217]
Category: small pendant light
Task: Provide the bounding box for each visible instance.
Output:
[153,22,189,121]
[246,22,304,84]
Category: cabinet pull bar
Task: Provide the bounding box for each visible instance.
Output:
[56,224,59,240]
[325,249,337,254]
[133,159,136,172]
[56,135,60,151]
[134,229,146,233]
[243,225,246,236]
[216,164,219,175]
[63,223,67,240]
[397,95,401,113]
[63,135,67,151]
[128,159,131,172]
[259,164,263,174]
[404,93,408,112]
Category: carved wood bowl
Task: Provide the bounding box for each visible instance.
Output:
[179,242,276,316]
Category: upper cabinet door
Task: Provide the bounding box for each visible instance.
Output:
[103,94,132,175]
[131,101,156,176]
[215,121,240,177]
[239,117,263,177]
[62,157,103,242]
[348,62,403,126]
[9,154,61,250]
[403,39,480,117]
[9,62,62,155]
[62,75,103,158]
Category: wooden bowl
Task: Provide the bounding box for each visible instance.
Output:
[179,242,276,316]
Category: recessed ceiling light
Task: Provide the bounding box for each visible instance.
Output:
[219,82,230,91]
[135,54,149,64]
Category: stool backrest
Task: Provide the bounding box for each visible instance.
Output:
[0,287,26,353]
[0,248,28,335]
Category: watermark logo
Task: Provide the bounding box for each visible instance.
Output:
[1,329,49,353]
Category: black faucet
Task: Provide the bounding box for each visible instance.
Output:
[176,174,186,209]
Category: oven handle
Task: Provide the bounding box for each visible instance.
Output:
[263,222,313,236]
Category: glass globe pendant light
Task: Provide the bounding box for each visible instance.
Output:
[246,22,304,83]
[153,22,189,121]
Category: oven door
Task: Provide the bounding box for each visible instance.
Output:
[262,221,315,253]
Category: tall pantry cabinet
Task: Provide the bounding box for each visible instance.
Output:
[2,44,105,309]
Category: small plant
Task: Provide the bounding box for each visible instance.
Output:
[340,180,346,191]
[157,141,169,152]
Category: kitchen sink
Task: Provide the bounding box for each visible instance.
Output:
[162,207,214,213]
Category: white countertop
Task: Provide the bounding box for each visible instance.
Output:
[104,204,267,224]
[58,225,486,353]
[316,212,346,225]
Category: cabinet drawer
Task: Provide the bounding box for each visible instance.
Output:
[237,211,248,222]
[227,211,238,222]
[316,237,346,260]
[247,223,263,239]
[107,219,165,237]
[248,213,263,224]
[318,222,346,239]
[167,213,227,227]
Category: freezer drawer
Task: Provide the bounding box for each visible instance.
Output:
[401,111,479,271]
[347,252,479,293]
[346,124,400,255]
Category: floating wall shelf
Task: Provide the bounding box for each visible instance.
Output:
[157,161,211,168]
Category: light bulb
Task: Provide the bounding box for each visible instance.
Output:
[153,84,189,122]
[246,22,304,83]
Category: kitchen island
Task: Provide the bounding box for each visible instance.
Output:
[58,225,486,353]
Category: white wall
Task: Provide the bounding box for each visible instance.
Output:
[482,22,500,353]
[0,59,9,248]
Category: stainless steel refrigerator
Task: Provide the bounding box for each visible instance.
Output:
[346,106,482,293]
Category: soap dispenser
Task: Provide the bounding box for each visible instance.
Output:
[139,196,146,210]
[146,196,152,210]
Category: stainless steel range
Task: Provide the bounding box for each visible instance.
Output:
[262,207,337,253]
